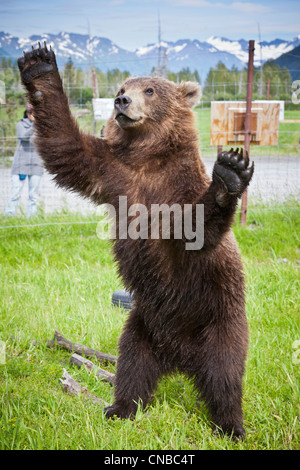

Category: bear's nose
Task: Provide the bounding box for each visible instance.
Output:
[114,95,132,111]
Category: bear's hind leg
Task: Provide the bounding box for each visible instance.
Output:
[188,322,248,440]
[104,311,163,420]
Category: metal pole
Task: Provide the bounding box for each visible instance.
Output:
[92,68,98,136]
[92,68,98,99]
[267,78,270,100]
[241,40,255,226]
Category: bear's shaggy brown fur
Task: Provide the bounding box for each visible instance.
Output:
[18,44,254,440]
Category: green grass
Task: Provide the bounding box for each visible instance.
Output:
[0,205,299,450]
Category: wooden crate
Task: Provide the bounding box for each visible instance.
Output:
[210,101,280,146]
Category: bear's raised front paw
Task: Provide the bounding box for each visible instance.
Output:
[17,41,57,84]
[213,148,254,199]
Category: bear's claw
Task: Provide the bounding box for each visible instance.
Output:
[213,147,254,197]
[17,42,57,84]
[104,404,134,420]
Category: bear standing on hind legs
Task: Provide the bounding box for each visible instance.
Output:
[18,43,254,441]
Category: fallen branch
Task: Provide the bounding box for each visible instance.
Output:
[70,353,116,385]
[60,368,109,407]
[47,330,118,365]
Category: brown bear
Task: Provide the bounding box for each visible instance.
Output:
[18,43,254,440]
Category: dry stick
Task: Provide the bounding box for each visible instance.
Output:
[10,333,112,407]
[47,330,118,365]
[60,368,109,407]
[70,353,116,385]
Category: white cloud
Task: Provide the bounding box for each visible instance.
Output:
[171,0,211,5]
[171,0,271,14]
[230,2,271,13]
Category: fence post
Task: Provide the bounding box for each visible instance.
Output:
[92,68,98,136]
[241,39,255,226]
[267,77,270,100]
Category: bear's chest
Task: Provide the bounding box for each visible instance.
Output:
[107,161,203,209]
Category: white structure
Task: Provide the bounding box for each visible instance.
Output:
[92,98,114,121]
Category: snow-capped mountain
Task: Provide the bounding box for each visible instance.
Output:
[207,35,300,66]
[0,31,299,81]
[134,38,243,79]
[0,32,140,72]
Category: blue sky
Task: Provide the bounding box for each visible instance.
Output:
[0,0,299,49]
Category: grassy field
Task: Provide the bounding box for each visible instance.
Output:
[0,203,299,450]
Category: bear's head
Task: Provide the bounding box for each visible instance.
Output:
[104,77,201,158]
[112,77,201,131]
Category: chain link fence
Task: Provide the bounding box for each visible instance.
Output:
[0,72,299,218]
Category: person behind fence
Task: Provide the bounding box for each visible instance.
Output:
[4,103,44,217]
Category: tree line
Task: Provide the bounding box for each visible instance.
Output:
[0,56,294,107]
[202,60,292,102]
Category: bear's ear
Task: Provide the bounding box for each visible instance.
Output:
[178,81,202,108]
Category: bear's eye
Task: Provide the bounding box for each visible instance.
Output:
[145,88,154,95]
[118,88,125,96]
